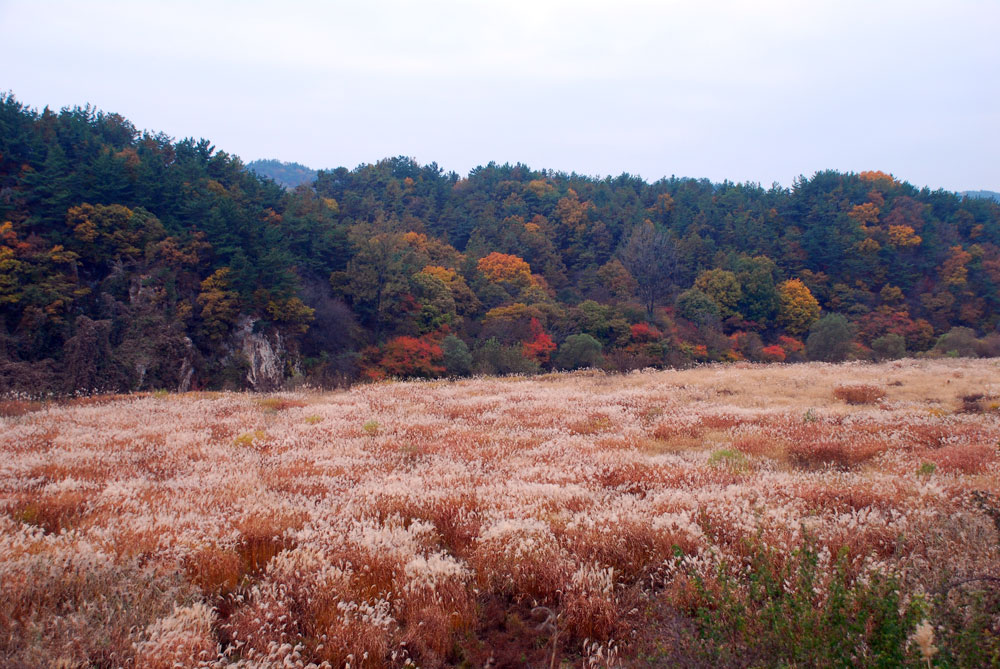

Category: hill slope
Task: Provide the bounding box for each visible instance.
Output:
[1,92,999,394]
[246,158,318,189]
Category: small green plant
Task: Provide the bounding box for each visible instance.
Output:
[255,397,307,412]
[153,389,169,399]
[803,408,817,423]
[362,420,380,436]
[917,462,937,477]
[708,448,747,472]
[688,536,925,667]
[304,414,322,425]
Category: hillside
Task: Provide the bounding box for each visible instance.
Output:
[961,189,1000,203]
[246,158,318,189]
[2,92,1000,395]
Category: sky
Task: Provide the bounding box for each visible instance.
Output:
[3,0,998,191]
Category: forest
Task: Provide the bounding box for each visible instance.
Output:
[1,92,999,394]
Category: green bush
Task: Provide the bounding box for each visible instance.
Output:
[687,536,924,667]
[441,334,472,377]
[935,327,978,357]
[472,338,539,376]
[806,313,853,362]
[554,333,604,370]
[871,333,906,360]
[676,288,721,326]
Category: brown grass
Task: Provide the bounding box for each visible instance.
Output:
[833,383,887,405]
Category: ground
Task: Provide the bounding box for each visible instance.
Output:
[2,359,999,667]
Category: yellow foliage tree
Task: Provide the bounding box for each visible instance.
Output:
[848,202,880,228]
[887,225,922,248]
[777,278,821,335]
[197,268,239,342]
[940,246,972,287]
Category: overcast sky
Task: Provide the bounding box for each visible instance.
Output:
[3,0,998,190]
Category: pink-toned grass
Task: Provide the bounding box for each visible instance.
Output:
[1,358,999,665]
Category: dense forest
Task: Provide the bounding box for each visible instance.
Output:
[1,93,999,394]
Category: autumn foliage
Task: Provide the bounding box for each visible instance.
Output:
[521,318,556,364]
[777,278,821,335]
[477,252,534,287]
[2,92,1000,394]
[364,335,445,379]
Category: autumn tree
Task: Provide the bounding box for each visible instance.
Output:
[521,317,556,365]
[596,258,637,302]
[369,335,445,379]
[777,279,821,335]
[480,302,543,344]
[197,268,240,343]
[477,251,534,288]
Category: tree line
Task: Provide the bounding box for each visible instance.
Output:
[1,93,998,394]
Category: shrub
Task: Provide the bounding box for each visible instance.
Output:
[676,288,721,326]
[833,384,886,405]
[554,333,604,370]
[731,332,765,361]
[630,322,662,343]
[778,335,806,362]
[686,538,925,668]
[375,336,445,378]
[959,393,995,413]
[871,333,906,360]
[441,334,472,376]
[973,333,1000,358]
[473,338,539,376]
[806,313,853,362]
[935,327,979,357]
[761,344,786,362]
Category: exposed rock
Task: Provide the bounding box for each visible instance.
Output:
[177,337,195,393]
[230,315,292,391]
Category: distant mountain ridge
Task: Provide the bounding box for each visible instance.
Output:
[960,190,1000,203]
[246,159,318,189]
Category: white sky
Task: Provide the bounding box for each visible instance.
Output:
[3,0,998,190]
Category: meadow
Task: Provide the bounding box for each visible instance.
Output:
[2,359,999,667]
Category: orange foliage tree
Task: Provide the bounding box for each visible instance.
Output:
[477,252,534,288]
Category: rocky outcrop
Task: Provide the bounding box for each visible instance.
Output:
[229,315,296,391]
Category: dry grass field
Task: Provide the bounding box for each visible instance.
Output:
[2,359,999,667]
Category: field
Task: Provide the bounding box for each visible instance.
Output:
[2,359,999,667]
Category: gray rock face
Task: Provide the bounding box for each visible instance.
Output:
[230,315,292,391]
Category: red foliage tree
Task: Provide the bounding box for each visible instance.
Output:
[367,335,445,379]
[630,322,663,343]
[761,345,786,362]
[521,318,556,365]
